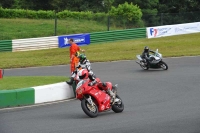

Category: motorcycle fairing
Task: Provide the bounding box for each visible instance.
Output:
[76,80,111,112]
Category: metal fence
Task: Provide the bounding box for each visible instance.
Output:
[142,11,200,27]
[0,11,200,40]
[90,28,146,44]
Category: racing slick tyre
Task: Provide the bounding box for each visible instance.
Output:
[112,95,124,113]
[160,61,168,70]
[81,98,98,118]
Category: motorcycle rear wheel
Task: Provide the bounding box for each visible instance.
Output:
[160,61,168,70]
[81,98,98,118]
[112,95,124,113]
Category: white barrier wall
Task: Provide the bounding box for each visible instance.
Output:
[33,82,75,104]
[147,22,200,38]
[12,36,58,52]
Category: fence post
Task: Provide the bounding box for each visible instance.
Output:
[54,11,57,36]
[107,15,110,31]
[161,13,163,25]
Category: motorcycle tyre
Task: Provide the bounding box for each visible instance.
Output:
[112,95,124,113]
[160,61,168,70]
[81,98,98,118]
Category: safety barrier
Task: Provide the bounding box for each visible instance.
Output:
[0,88,34,108]
[0,28,147,52]
[0,40,12,52]
[0,82,75,108]
[90,28,146,44]
[12,36,58,52]
[33,82,74,104]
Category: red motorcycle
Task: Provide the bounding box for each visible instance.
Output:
[76,78,124,118]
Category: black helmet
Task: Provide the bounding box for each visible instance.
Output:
[144,46,149,52]
[78,54,87,64]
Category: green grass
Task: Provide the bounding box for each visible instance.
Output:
[0,32,200,90]
[0,32,200,69]
[0,76,67,90]
[0,18,122,40]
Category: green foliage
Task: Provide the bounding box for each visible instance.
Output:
[160,11,200,26]
[112,0,159,27]
[0,7,55,19]
[158,0,200,13]
[57,10,98,20]
[109,2,142,22]
[0,7,108,20]
[108,2,143,28]
[0,0,14,9]
[103,0,115,12]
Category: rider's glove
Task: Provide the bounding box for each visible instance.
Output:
[88,80,97,86]
[88,82,93,86]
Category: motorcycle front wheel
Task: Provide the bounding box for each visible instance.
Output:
[160,61,168,70]
[81,98,98,118]
[140,61,149,70]
[112,95,124,113]
[140,63,149,70]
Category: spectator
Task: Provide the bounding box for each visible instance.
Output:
[69,38,84,73]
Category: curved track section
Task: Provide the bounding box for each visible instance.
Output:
[1,56,200,133]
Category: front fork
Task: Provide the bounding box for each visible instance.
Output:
[85,95,94,106]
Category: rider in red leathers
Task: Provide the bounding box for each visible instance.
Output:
[77,69,116,102]
[66,54,96,85]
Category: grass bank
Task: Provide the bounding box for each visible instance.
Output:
[0,18,121,40]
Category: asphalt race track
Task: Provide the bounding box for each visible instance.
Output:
[1,56,200,133]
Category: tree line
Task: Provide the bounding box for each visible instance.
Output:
[0,0,200,14]
[0,0,200,27]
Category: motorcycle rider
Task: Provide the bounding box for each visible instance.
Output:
[141,46,155,65]
[66,54,96,85]
[77,69,116,103]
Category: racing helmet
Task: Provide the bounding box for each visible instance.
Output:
[79,54,87,64]
[144,46,149,52]
[78,69,89,80]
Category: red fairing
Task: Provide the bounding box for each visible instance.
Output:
[76,78,111,112]
[97,82,113,91]
[105,82,113,91]
[98,93,111,111]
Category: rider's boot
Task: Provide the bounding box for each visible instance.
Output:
[107,89,116,103]
[66,77,74,85]
[144,59,147,66]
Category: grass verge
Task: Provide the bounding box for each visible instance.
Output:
[0,18,121,40]
[0,76,67,90]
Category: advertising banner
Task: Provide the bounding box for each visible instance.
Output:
[58,33,90,48]
[147,22,200,38]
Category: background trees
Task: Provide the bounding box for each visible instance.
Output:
[1,0,200,13]
[0,0,200,27]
